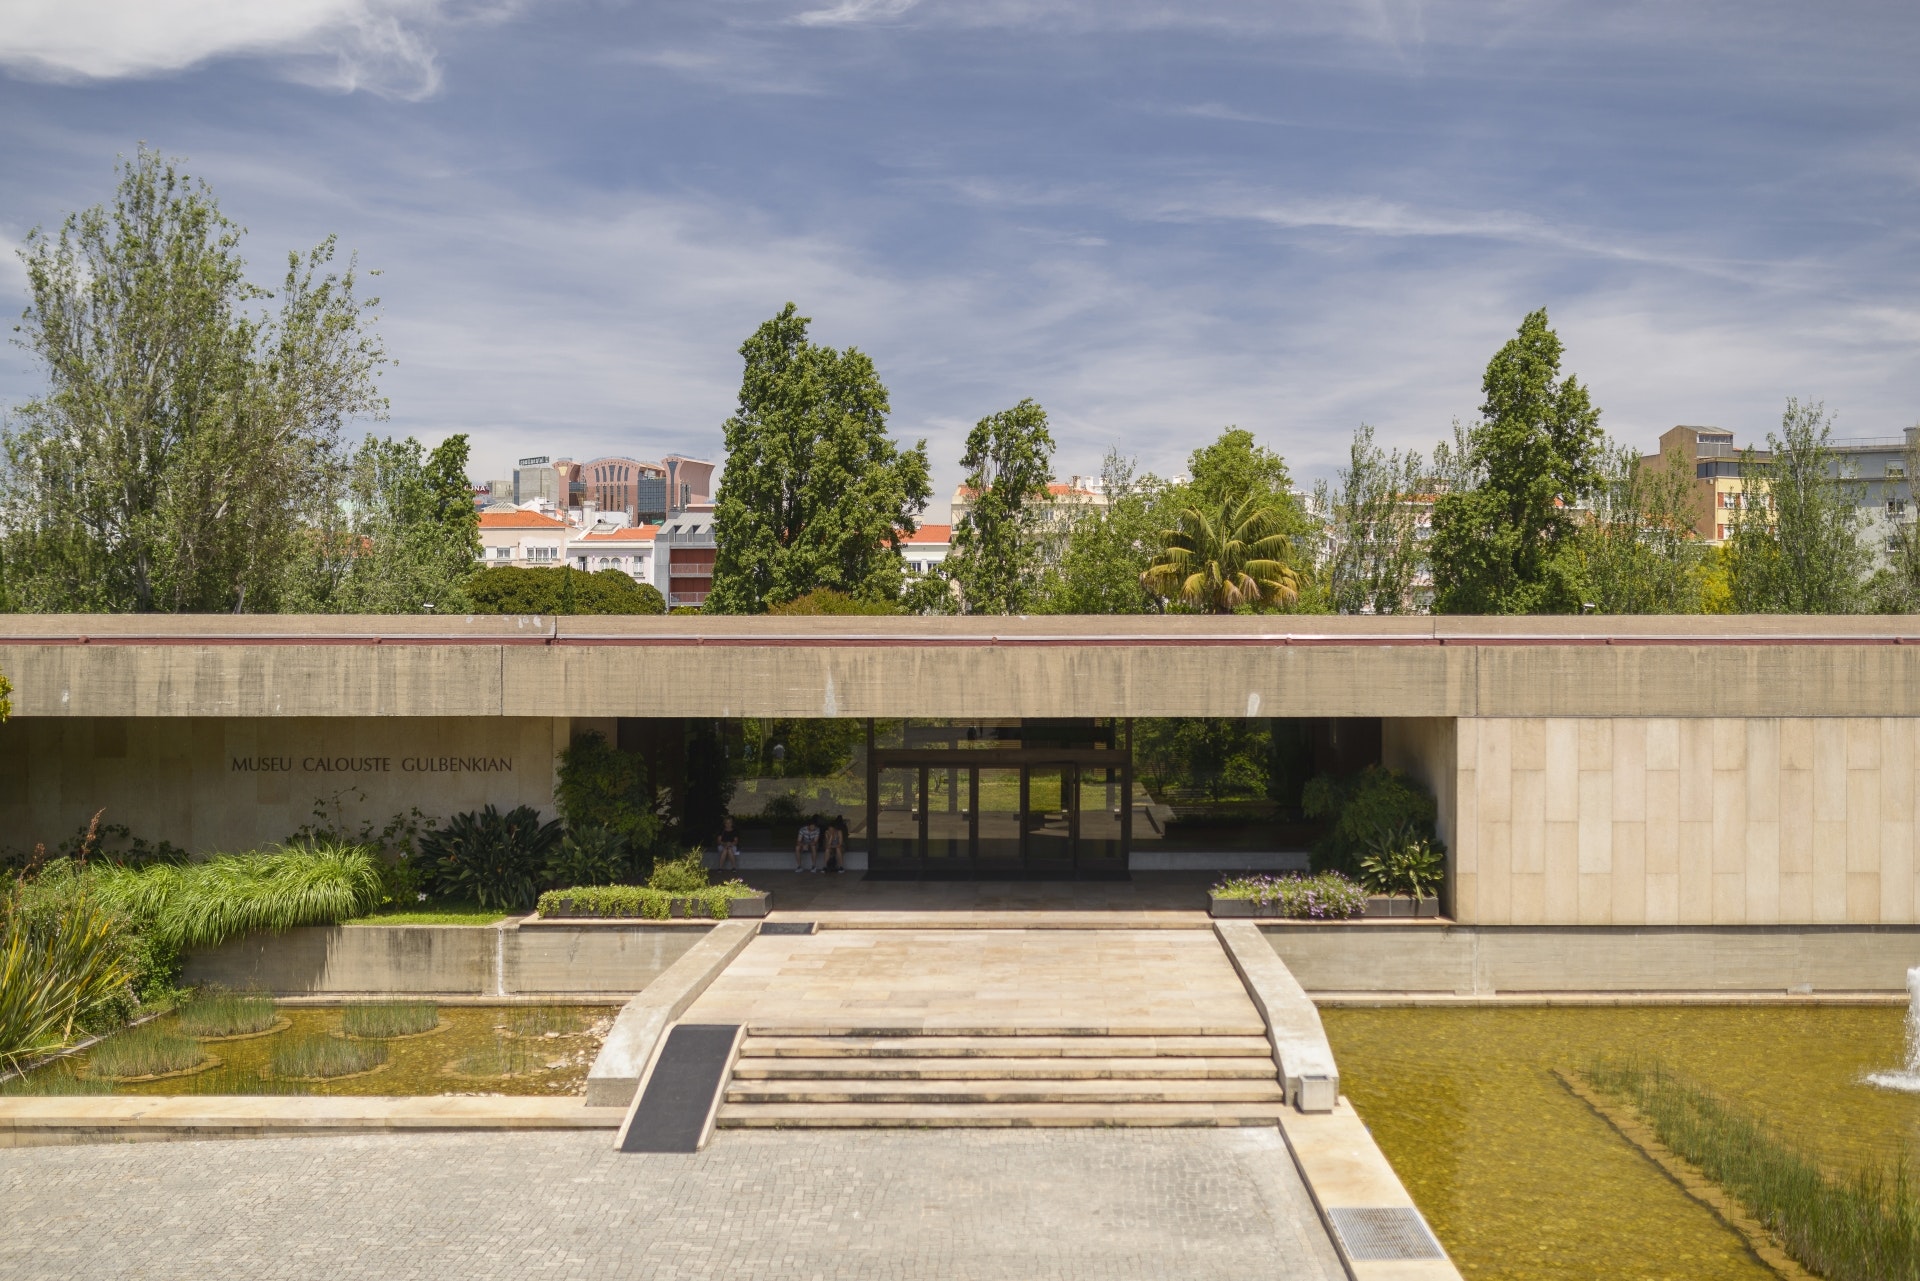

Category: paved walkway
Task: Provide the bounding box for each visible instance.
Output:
[681,927,1268,1035]
[1,1129,1345,1280]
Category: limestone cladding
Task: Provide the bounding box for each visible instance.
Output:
[0,715,563,854]
[1406,716,1920,927]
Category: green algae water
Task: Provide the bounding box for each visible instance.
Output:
[1322,1005,1918,1281]
[15,1004,613,1097]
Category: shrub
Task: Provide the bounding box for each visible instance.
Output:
[544,826,629,889]
[536,881,761,921]
[467,565,666,615]
[1357,822,1447,900]
[0,882,138,1068]
[1302,766,1438,876]
[555,732,660,855]
[340,1001,438,1039]
[647,851,710,894]
[1209,872,1367,919]
[87,1024,207,1080]
[418,806,562,910]
[271,1033,387,1079]
[176,992,278,1038]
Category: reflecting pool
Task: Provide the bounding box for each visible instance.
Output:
[1322,1004,1916,1280]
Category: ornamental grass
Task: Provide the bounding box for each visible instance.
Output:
[91,843,383,954]
[0,884,137,1069]
[270,1033,387,1079]
[176,992,279,1038]
[340,1001,439,1039]
[1586,1059,1920,1281]
[87,1024,207,1080]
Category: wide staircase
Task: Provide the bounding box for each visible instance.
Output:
[716,1029,1288,1128]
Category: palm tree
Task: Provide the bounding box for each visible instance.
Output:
[1141,496,1300,612]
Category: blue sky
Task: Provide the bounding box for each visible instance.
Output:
[2,1,1918,513]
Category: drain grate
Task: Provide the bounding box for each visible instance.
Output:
[759,921,816,935]
[1326,1207,1446,1262]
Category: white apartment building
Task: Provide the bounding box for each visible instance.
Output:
[477,509,569,566]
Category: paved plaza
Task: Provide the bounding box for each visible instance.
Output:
[1,1128,1344,1280]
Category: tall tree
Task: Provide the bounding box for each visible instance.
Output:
[1726,399,1868,613]
[707,304,931,613]
[1318,424,1427,615]
[1574,443,1707,614]
[1871,433,1920,613]
[1142,495,1300,613]
[287,434,480,613]
[1044,449,1167,615]
[0,148,384,613]
[1183,427,1308,531]
[1430,309,1603,614]
[946,398,1055,614]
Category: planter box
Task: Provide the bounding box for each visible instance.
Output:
[1363,895,1440,918]
[542,892,770,920]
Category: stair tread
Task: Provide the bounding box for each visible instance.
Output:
[716,1101,1292,1128]
[739,1035,1272,1059]
[740,1025,1267,1038]
[731,1057,1277,1080]
[726,1079,1288,1104]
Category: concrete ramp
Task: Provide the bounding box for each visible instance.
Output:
[616,1024,744,1153]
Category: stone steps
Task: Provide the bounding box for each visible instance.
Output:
[716,1030,1284,1128]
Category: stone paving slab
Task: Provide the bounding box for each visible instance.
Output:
[0,1128,1347,1281]
[683,928,1268,1035]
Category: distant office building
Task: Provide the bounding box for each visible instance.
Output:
[581,457,668,524]
[512,457,561,506]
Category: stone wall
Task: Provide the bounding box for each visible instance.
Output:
[0,716,563,855]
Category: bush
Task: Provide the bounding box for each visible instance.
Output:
[417,806,563,910]
[555,731,660,856]
[0,883,138,1068]
[1357,822,1447,900]
[87,1024,206,1080]
[1209,872,1367,919]
[544,826,629,888]
[1302,766,1438,876]
[536,880,761,921]
[340,1001,438,1039]
[176,991,278,1038]
[647,850,710,894]
[467,565,665,615]
[767,588,899,615]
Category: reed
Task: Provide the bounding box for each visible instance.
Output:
[176,992,279,1038]
[270,1033,386,1079]
[452,1036,546,1077]
[86,1024,207,1080]
[1587,1059,1920,1281]
[0,1063,112,1095]
[508,1006,595,1039]
[340,1001,439,1039]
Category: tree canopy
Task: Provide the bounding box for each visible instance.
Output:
[466,566,665,615]
[1726,399,1868,614]
[707,304,931,613]
[947,398,1055,614]
[1142,494,1301,613]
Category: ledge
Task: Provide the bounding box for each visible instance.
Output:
[584,920,759,1108]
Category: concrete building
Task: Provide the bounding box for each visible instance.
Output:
[654,503,717,608]
[580,458,667,525]
[570,522,659,582]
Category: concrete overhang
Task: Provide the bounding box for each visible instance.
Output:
[2,614,1919,720]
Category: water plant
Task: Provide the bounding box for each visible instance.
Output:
[508,1006,597,1039]
[176,991,279,1038]
[271,1033,386,1079]
[340,1001,439,1039]
[1209,871,1367,919]
[1586,1058,1920,1281]
[87,1024,207,1080]
[0,1063,112,1095]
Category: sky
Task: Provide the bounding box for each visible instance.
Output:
[1,1,1918,516]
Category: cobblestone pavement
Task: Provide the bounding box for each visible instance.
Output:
[2,1128,1345,1280]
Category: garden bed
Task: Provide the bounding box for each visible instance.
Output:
[535,884,769,920]
[1208,892,1440,919]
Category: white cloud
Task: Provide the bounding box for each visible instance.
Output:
[792,0,920,27]
[0,0,461,99]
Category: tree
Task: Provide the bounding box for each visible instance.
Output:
[1871,433,1920,613]
[1429,309,1603,614]
[1183,427,1302,521]
[1318,424,1427,615]
[0,148,385,613]
[1044,449,1167,615]
[466,566,665,615]
[1574,444,1707,614]
[287,434,479,613]
[1726,399,1868,614]
[1142,495,1301,613]
[707,304,931,613]
[946,398,1055,614]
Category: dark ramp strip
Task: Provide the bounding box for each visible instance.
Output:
[617,1024,743,1153]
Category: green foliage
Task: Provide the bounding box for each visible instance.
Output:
[1357,823,1447,900]
[417,806,563,911]
[86,1024,206,1080]
[175,991,278,1038]
[0,880,138,1068]
[340,1001,438,1038]
[90,844,384,958]
[544,826,629,889]
[1209,872,1367,919]
[1044,450,1167,615]
[646,851,711,894]
[707,303,932,613]
[1143,495,1301,612]
[1319,425,1428,615]
[466,565,665,615]
[271,1032,386,1079]
[0,667,11,722]
[536,880,760,921]
[1574,444,1709,614]
[767,588,900,615]
[0,147,386,613]
[1302,766,1439,876]
[1727,399,1870,614]
[1183,428,1303,519]
[1431,309,1603,614]
[554,731,660,854]
[948,398,1056,614]
[1586,1059,1920,1281]
[284,433,479,613]
[745,719,864,778]
[1135,719,1273,802]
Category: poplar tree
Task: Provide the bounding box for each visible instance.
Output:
[707,305,931,613]
[1726,399,1868,613]
[947,398,1055,614]
[1430,309,1603,614]
[1319,424,1427,615]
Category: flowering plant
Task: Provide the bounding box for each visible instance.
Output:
[1210,871,1367,919]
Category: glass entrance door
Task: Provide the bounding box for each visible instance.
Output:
[973,767,1023,876]
[1023,766,1074,877]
